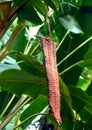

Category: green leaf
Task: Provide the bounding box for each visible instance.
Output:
[43,0,57,11]
[69,86,92,107]
[72,121,84,130]
[78,49,92,68]
[0,69,47,97]
[84,104,92,114]
[13,0,25,6]
[78,58,92,68]
[81,1,92,6]
[59,15,83,34]
[13,0,46,17]
[16,53,45,77]
[30,0,46,17]
[86,82,92,96]
[79,107,92,123]
[61,118,73,130]
[84,49,92,59]
[77,72,91,91]
[80,105,92,125]
[46,114,61,128]
[20,95,48,128]
[18,4,42,25]
[79,8,92,35]
[8,28,28,56]
[13,0,42,25]
[59,77,74,118]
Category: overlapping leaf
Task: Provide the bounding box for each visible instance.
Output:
[59,15,83,34]
[20,95,48,128]
[0,69,47,97]
[16,53,45,77]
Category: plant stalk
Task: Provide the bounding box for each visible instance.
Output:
[0,95,30,130]
[0,94,15,120]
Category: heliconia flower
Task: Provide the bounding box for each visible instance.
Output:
[37,36,61,124]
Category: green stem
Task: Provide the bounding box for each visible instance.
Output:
[57,36,92,67]
[56,29,70,51]
[0,94,15,120]
[0,23,25,61]
[24,40,31,54]
[56,16,80,52]
[30,43,39,55]
[59,60,83,76]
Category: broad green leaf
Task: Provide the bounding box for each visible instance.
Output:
[79,107,92,123]
[84,49,92,59]
[61,99,73,119]
[46,114,61,128]
[59,15,83,34]
[0,69,47,97]
[30,0,46,17]
[79,8,92,35]
[80,105,92,126]
[78,49,92,68]
[86,82,92,96]
[57,34,88,85]
[81,1,92,6]
[16,53,45,77]
[69,86,92,107]
[78,58,92,68]
[72,121,84,130]
[20,95,48,128]
[84,105,92,114]
[18,4,42,26]
[61,118,73,130]
[13,0,42,25]
[8,28,28,56]
[13,0,46,17]
[59,77,74,118]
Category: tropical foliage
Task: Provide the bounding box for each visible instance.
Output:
[0,0,92,129]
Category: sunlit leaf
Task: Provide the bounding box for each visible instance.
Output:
[59,15,83,34]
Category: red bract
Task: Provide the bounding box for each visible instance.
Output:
[37,36,61,124]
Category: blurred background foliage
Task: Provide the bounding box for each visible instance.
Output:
[0,0,92,129]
